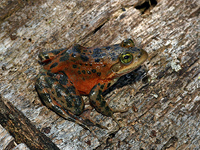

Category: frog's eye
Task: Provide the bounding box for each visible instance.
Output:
[120,52,133,64]
[120,39,135,48]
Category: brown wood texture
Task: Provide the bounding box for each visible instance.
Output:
[0,96,60,150]
[0,0,199,149]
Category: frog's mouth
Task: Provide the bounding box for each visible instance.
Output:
[114,63,143,77]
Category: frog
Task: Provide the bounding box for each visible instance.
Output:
[35,39,148,131]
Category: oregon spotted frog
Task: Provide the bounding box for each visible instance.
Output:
[35,39,148,130]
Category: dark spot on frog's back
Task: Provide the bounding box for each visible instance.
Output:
[105,46,111,50]
[72,64,77,68]
[97,72,101,76]
[77,70,81,74]
[80,55,89,62]
[95,58,100,62]
[72,44,82,53]
[92,48,103,58]
[110,52,117,61]
[93,48,102,54]
[82,70,86,74]
[92,69,96,73]
[50,62,58,69]
[59,53,69,62]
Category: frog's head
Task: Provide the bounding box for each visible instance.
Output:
[108,39,148,78]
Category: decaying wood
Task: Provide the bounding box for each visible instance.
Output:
[0,96,60,150]
[0,0,199,149]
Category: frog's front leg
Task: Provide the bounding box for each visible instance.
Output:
[89,82,122,132]
[35,69,107,130]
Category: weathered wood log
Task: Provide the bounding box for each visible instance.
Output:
[0,0,199,149]
[0,96,60,150]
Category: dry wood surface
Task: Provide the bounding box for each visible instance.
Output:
[0,0,199,149]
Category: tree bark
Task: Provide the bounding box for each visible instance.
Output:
[0,0,199,149]
[0,96,60,150]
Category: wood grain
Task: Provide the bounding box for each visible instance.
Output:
[0,0,199,149]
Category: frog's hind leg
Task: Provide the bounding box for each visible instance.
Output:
[38,48,67,64]
[35,69,107,130]
[89,82,124,134]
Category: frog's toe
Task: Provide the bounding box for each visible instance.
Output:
[107,126,120,136]
[82,118,108,130]
[79,110,108,130]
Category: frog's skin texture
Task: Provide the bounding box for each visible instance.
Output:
[35,39,148,131]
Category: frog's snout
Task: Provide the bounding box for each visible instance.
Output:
[138,49,148,62]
